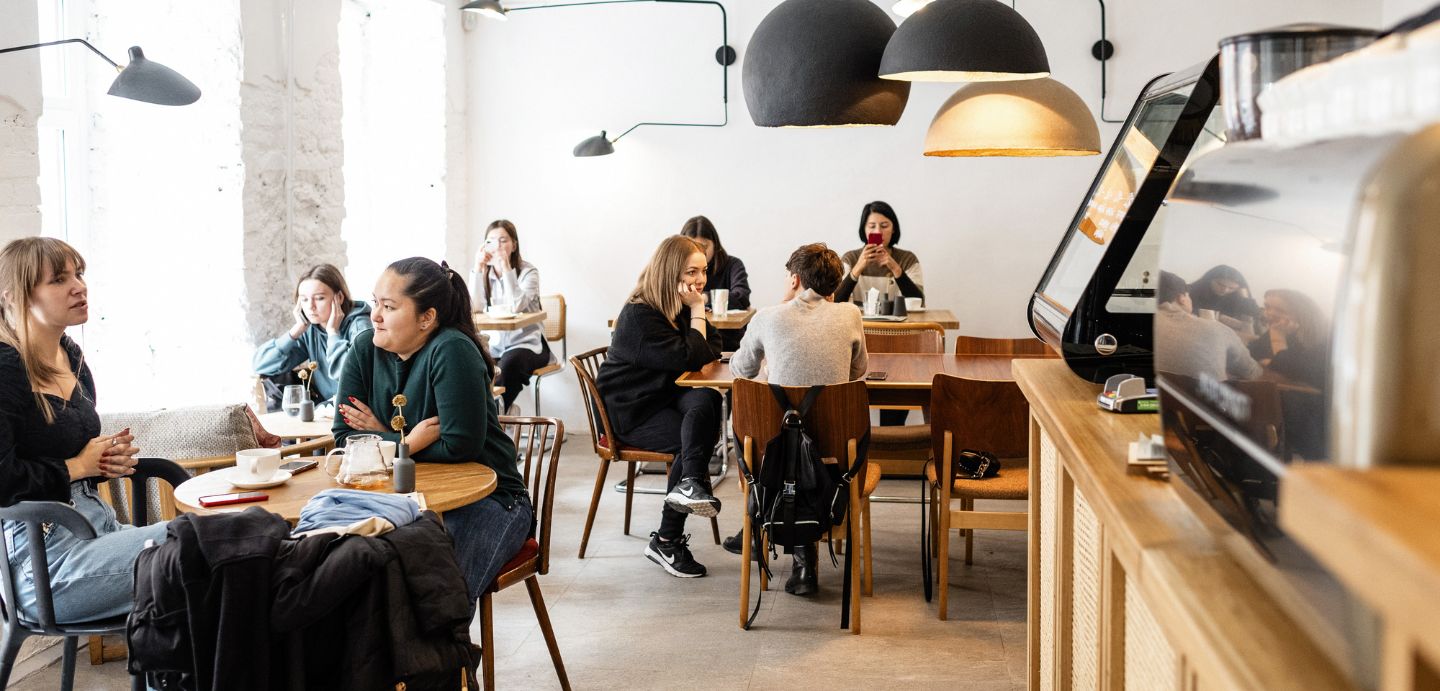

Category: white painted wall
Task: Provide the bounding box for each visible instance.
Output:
[1383,0,1434,23]
[0,0,41,245]
[466,0,1383,423]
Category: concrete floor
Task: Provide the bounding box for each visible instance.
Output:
[13,443,1028,690]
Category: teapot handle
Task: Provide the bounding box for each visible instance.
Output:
[322,447,347,479]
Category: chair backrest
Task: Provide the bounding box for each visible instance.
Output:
[953,335,1057,357]
[863,321,945,354]
[540,294,567,358]
[929,374,1031,461]
[732,379,871,478]
[497,416,564,575]
[569,347,615,454]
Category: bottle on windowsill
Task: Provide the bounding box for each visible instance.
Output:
[393,441,415,493]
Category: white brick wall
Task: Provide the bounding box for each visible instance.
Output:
[0,0,42,245]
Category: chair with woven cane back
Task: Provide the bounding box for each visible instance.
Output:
[478,416,570,691]
[569,347,720,558]
[527,294,567,416]
[731,379,880,631]
[862,322,946,479]
[925,373,1031,620]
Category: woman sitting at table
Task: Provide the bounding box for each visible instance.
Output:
[0,237,163,623]
[468,219,553,415]
[334,257,530,602]
[680,215,751,351]
[1187,265,1262,342]
[598,235,723,578]
[253,263,372,410]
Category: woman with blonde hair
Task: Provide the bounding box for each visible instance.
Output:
[0,237,164,623]
[597,235,723,578]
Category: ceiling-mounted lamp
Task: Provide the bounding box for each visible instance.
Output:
[880,0,1049,82]
[466,0,732,157]
[0,40,201,105]
[743,0,910,127]
[923,78,1100,157]
[891,0,933,19]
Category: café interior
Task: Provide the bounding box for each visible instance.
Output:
[1,0,1439,689]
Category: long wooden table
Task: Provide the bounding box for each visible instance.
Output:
[878,307,959,329]
[474,310,546,331]
[607,308,757,330]
[173,462,497,521]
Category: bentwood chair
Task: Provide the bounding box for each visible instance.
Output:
[570,347,720,558]
[0,458,188,691]
[527,294,568,416]
[925,374,1031,620]
[479,416,570,691]
[731,379,880,632]
[863,322,946,477]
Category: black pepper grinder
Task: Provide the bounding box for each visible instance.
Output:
[392,441,415,493]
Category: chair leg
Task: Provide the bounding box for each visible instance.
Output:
[963,498,975,566]
[131,671,146,691]
[525,577,571,691]
[61,636,78,691]
[739,510,752,629]
[709,516,721,545]
[480,593,496,691]
[938,503,951,621]
[623,463,637,536]
[849,484,862,635]
[0,626,26,690]
[579,459,610,559]
[532,376,542,417]
[862,498,874,597]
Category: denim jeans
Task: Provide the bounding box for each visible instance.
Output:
[442,494,533,602]
[4,482,167,624]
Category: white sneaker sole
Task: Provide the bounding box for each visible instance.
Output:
[664,492,721,518]
[644,544,706,578]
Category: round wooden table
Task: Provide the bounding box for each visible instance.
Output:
[173,462,497,520]
[257,410,335,441]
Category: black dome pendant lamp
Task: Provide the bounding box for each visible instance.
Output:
[743,0,910,127]
[880,0,1049,82]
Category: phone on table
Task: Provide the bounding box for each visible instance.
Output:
[866,231,883,246]
[279,459,319,474]
[865,371,888,381]
[198,491,269,508]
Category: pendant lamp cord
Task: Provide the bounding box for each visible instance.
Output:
[1096,0,1124,123]
[508,0,730,143]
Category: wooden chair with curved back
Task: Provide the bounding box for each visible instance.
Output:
[863,321,946,477]
[478,416,570,691]
[953,335,1057,357]
[925,373,1032,620]
[731,378,881,633]
[526,293,568,416]
[569,347,720,558]
[862,321,946,355]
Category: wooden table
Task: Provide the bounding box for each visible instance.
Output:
[678,353,1039,406]
[474,310,546,331]
[258,411,335,441]
[607,308,756,330]
[881,307,959,329]
[173,462,497,520]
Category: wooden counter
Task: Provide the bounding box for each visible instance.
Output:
[1015,359,1350,690]
[1281,467,1440,691]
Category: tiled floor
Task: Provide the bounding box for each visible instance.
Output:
[13,442,1028,690]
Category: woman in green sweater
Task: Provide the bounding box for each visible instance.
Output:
[332,257,529,602]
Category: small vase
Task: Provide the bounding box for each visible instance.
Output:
[392,442,415,493]
[298,400,315,422]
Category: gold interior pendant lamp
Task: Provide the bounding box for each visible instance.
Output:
[923,77,1100,157]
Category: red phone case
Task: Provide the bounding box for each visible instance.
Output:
[867,232,883,246]
[198,492,269,508]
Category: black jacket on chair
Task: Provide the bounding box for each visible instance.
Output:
[128,507,477,691]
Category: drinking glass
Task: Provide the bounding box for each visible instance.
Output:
[282,385,306,418]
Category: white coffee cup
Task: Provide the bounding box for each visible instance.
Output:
[486,304,514,318]
[905,297,923,311]
[378,440,396,465]
[236,448,282,484]
[711,288,729,315]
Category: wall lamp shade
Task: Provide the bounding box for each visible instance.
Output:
[461,0,508,20]
[573,131,615,157]
[743,0,910,127]
[107,47,201,106]
[880,0,1049,82]
[923,78,1100,157]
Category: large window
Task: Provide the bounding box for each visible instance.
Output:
[36,0,88,247]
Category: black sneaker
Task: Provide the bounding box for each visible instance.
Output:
[645,533,707,578]
[664,477,721,517]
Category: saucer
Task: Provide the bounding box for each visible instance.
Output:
[227,468,292,490]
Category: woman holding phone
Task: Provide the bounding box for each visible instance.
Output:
[0,237,164,623]
[598,235,723,578]
[679,215,750,350]
[334,257,530,603]
[834,200,925,305]
[252,264,372,409]
[468,219,552,414]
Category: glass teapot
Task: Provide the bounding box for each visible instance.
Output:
[323,434,392,489]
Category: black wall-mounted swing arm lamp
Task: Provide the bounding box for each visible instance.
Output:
[1092,0,1124,123]
[0,39,201,106]
[463,0,732,157]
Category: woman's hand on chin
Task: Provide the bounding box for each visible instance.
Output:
[406,417,441,453]
[340,397,390,432]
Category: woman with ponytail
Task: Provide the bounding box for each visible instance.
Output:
[333,257,530,602]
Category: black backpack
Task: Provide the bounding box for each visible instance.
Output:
[739,384,868,630]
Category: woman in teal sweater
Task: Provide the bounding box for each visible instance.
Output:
[253,264,372,408]
[332,257,529,601]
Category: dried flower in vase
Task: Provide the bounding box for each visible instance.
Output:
[391,394,408,445]
[296,360,320,395]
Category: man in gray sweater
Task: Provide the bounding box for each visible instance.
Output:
[727,243,868,595]
[1155,271,1262,382]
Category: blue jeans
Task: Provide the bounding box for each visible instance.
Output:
[4,482,167,624]
[442,495,533,602]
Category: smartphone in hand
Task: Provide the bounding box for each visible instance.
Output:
[867,231,883,246]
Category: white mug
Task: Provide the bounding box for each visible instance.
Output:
[236,448,282,483]
[905,297,923,311]
[378,440,396,465]
[711,289,729,315]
